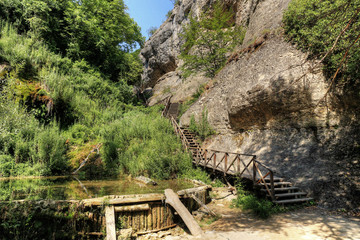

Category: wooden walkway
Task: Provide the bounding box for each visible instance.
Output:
[164,102,313,205]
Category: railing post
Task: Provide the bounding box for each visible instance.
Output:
[270,171,275,201]
[252,157,257,184]
[204,150,207,164]
[224,153,228,173]
[213,152,216,172]
[237,155,240,173]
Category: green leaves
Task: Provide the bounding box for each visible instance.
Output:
[283,0,360,88]
[179,1,245,78]
[0,0,145,82]
[102,108,193,179]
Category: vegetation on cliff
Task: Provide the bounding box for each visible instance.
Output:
[283,0,360,92]
[179,1,245,78]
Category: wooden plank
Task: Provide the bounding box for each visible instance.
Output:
[114,204,149,212]
[177,186,211,196]
[165,189,203,236]
[274,198,313,204]
[256,167,272,196]
[82,194,164,206]
[152,205,157,229]
[105,206,116,240]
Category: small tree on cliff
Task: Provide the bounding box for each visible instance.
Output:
[179,1,245,78]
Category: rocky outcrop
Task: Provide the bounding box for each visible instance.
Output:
[140,0,245,90]
[141,0,360,210]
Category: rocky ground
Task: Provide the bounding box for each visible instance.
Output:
[137,188,360,240]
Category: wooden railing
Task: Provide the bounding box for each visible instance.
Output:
[161,96,172,117]
[169,116,275,200]
[170,116,190,150]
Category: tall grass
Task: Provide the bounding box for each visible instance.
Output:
[102,107,193,179]
[0,22,200,179]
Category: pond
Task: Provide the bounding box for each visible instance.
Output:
[0,176,194,201]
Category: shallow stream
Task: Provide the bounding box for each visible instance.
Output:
[0,176,194,201]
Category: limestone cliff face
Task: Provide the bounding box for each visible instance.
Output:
[141,0,360,209]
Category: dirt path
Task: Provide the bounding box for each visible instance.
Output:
[159,189,360,240]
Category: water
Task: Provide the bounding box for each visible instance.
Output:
[0,176,194,201]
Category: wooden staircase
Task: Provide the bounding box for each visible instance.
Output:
[161,98,312,205]
[260,177,313,204]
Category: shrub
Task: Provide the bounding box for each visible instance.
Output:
[232,182,280,219]
[101,107,193,179]
[179,1,245,78]
[35,124,68,175]
[147,26,158,37]
[283,0,360,90]
[0,155,15,177]
[189,107,215,141]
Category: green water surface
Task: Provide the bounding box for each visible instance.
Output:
[0,176,194,201]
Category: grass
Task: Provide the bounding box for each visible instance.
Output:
[231,182,284,219]
[232,182,315,219]
[101,106,194,179]
[189,107,215,141]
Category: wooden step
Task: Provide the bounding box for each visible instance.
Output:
[259,182,292,187]
[263,177,285,182]
[261,187,299,192]
[274,192,307,198]
[274,198,313,204]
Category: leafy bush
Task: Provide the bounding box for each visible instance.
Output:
[232,183,276,219]
[283,0,360,89]
[178,84,206,118]
[147,26,158,37]
[181,167,212,184]
[179,1,245,78]
[101,107,193,179]
[0,0,144,82]
[189,108,215,141]
[35,124,68,175]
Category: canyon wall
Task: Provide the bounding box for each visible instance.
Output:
[140,0,360,209]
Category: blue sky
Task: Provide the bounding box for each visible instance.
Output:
[124,0,174,40]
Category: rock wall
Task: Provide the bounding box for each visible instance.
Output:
[141,0,360,209]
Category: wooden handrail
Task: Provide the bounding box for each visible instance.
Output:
[202,149,256,157]
[161,96,172,117]
[168,115,276,201]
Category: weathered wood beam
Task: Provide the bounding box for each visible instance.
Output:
[105,206,116,240]
[114,204,150,212]
[164,189,203,236]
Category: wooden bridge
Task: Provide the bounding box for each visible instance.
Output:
[164,101,313,205]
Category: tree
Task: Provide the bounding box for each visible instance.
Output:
[283,0,360,90]
[179,1,245,78]
[147,26,158,37]
[0,0,145,82]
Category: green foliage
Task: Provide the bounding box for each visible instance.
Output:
[101,107,193,179]
[178,84,206,117]
[181,167,212,184]
[189,107,215,141]
[0,0,144,82]
[179,1,245,78]
[283,0,360,88]
[0,6,197,179]
[232,182,278,219]
[0,202,82,239]
[147,26,158,37]
[166,10,173,19]
[0,23,136,176]
[35,124,68,175]
[0,23,136,128]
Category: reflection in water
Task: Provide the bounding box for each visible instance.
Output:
[0,176,194,201]
[72,176,91,198]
